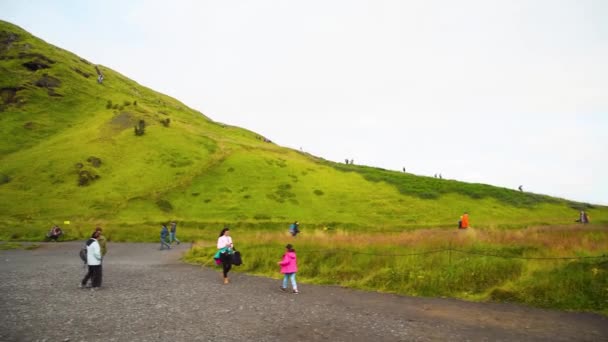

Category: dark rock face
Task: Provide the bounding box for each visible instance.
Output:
[22,60,50,71]
[35,74,61,88]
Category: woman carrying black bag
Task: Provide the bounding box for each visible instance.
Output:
[216,227,234,284]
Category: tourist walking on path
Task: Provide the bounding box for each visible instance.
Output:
[169,221,180,245]
[80,231,103,289]
[215,227,234,284]
[160,224,171,250]
[279,244,299,294]
[95,226,107,257]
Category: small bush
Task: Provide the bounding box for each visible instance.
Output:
[123,100,131,106]
[313,189,324,196]
[78,170,100,186]
[156,199,173,212]
[87,156,102,167]
[160,118,170,127]
[0,174,10,185]
[106,100,112,109]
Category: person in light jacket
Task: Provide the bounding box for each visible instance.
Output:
[81,231,103,289]
[216,227,234,284]
[278,244,299,294]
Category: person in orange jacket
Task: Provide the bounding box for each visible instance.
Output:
[460,212,469,229]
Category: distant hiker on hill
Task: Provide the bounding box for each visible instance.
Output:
[402,167,406,173]
[47,225,63,241]
[459,212,469,229]
[169,221,180,245]
[278,244,299,294]
[214,227,234,284]
[518,185,523,192]
[95,226,107,257]
[289,221,300,237]
[160,224,171,250]
[97,74,103,84]
[439,174,442,179]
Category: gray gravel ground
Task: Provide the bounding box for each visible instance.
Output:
[1,242,607,342]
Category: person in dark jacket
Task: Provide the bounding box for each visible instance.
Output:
[160,224,171,250]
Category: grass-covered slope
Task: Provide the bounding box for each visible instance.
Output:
[1,20,606,237]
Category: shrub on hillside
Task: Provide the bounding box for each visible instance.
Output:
[156,199,173,212]
[0,173,10,185]
[87,156,102,167]
[313,189,324,196]
[160,118,170,127]
[78,170,99,186]
[106,100,112,109]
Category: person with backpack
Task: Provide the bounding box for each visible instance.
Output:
[80,231,103,289]
[215,227,234,284]
[289,221,300,237]
[169,221,180,245]
[160,224,171,250]
[278,244,299,294]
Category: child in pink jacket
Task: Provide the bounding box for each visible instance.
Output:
[278,244,299,294]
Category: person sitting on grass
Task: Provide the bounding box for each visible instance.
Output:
[47,225,63,241]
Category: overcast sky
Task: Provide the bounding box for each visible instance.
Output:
[2,0,607,205]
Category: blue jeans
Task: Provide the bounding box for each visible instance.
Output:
[169,232,180,244]
[282,273,297,290]
[160,237,171,250]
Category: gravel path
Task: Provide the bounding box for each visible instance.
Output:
[1,242,607,342]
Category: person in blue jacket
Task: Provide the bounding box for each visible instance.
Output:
[160,224,171,250]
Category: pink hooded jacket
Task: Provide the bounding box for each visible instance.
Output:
[279,251,298,274]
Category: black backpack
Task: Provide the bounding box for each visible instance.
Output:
[79,238,94,264]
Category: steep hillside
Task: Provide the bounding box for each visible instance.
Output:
[1,20,606,236]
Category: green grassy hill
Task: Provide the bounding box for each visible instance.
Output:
[1,20,606,238]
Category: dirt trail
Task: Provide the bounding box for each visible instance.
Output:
[1,242,606,341]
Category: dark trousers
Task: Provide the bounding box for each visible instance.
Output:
[220,253,232,278]
[222,262,232,278]
[82,265,103,287]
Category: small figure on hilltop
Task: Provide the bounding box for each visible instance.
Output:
[169,221,180,245]
[402,167,406,173]
[46,225,63,242]
[439,173,442,179]
[278,244,299,294]
[289,221,300,237]
[518,185,523,192]
[345,159,349,165]
[459,212,469,229]
[160,224,171,250]
[214,227,234,284]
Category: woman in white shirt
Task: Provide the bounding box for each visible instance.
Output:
[217,227,234,284]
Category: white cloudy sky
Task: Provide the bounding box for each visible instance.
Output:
[2,0,607,205]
